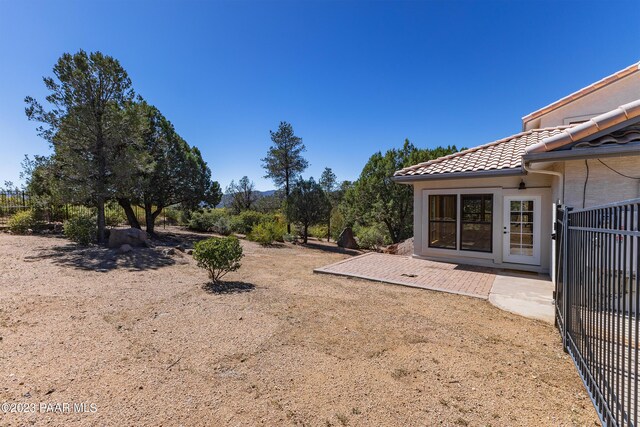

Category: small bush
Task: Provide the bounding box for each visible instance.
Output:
[248,219,286,245]
[64,214,97,245]
[7,210,39,234]
[282,233,296,243]
[230,210,265,234]
[163,207,181,225]
[211,216,232,236]
[355,224,390,250]
[105,207,126,227]
[188,209,230,232]
[178,209,192,226]
[308,224,328,240]
[188,211,211,231]
[193,236,244,283]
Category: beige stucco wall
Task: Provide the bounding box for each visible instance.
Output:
[524,72,640,130]
[562,155,640,208]
[411,173,554,273]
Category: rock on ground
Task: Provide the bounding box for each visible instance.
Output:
[337,227,359,249]
[395,237,414,256]
[108,228,148,248]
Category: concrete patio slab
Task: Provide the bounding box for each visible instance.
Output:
[489,273,555,323]
[314,252,496,299]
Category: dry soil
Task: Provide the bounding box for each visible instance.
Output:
[0,229,598,426]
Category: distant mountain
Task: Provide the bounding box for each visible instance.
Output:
[216,190,277,208]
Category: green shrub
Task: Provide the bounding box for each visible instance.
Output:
[355,224,391,250]
[308,224,328,240]
[247,219,286,245]
[211,216,232,236]
[330,209,346,241]
[193,236,244,283]
[179,209,192,226]
[64,214,97,245]
[105,207,126,227]
[163,207,181,225]
[230,210,265,234]
[188,209,230,232]
[282,233,296,243]
[7,210,39,234]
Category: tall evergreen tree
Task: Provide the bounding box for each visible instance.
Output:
[121,101,222,235]
[262,121,308,233]
[287,177,331,244]
[319,167,337,241]
[340,140,460,243]
[25,50,137,243]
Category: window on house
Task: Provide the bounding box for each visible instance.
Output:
[460,194,493,252]
[428,195,457,249]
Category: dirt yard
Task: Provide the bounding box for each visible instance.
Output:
[0,229,597,426]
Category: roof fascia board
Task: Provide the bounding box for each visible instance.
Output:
[523,144,640,164]
[392,168,523,183]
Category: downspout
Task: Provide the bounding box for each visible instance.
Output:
[522,160,563,286]
[522,161,564,205]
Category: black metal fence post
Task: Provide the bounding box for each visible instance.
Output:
[563,206,572,352]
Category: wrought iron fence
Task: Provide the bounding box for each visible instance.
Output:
[0,190,173,229]
[556,199,640,427]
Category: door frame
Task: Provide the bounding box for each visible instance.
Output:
[502,195,542,265]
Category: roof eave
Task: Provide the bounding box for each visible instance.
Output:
[523,144,640,164]
[392,168,524,183]
[525,99,640,154]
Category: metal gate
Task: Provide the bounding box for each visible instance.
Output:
[556,199,640,426]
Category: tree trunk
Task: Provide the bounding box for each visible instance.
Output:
[97,196,106,244]
[327,211,331,242]
[285,177,291,234]
[144,203,155,236]
[95,130,106,244]
[118,198,141,229]
[384,219,398,243]
[145,203,163,236]
[303,224,308,244]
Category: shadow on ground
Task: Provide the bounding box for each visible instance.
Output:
[299,241,362,256]
[152,230,211,248]
[202,281,256,294]
[452,264,496,273]
[25,244,177,272]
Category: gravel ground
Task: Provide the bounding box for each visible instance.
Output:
[0,229,597,426]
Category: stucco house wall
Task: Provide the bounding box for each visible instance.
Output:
[524,72,640,130]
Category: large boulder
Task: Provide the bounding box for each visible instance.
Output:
[337,227,359,249]
[108,228,148,248]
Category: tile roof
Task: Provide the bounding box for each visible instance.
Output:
[394,126,571,178]
[525,99,640,154]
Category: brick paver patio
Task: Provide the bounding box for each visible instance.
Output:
[314,253,497,299]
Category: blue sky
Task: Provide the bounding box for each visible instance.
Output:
[0,0,638,191]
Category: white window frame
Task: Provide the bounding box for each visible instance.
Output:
[422,188,501,260]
